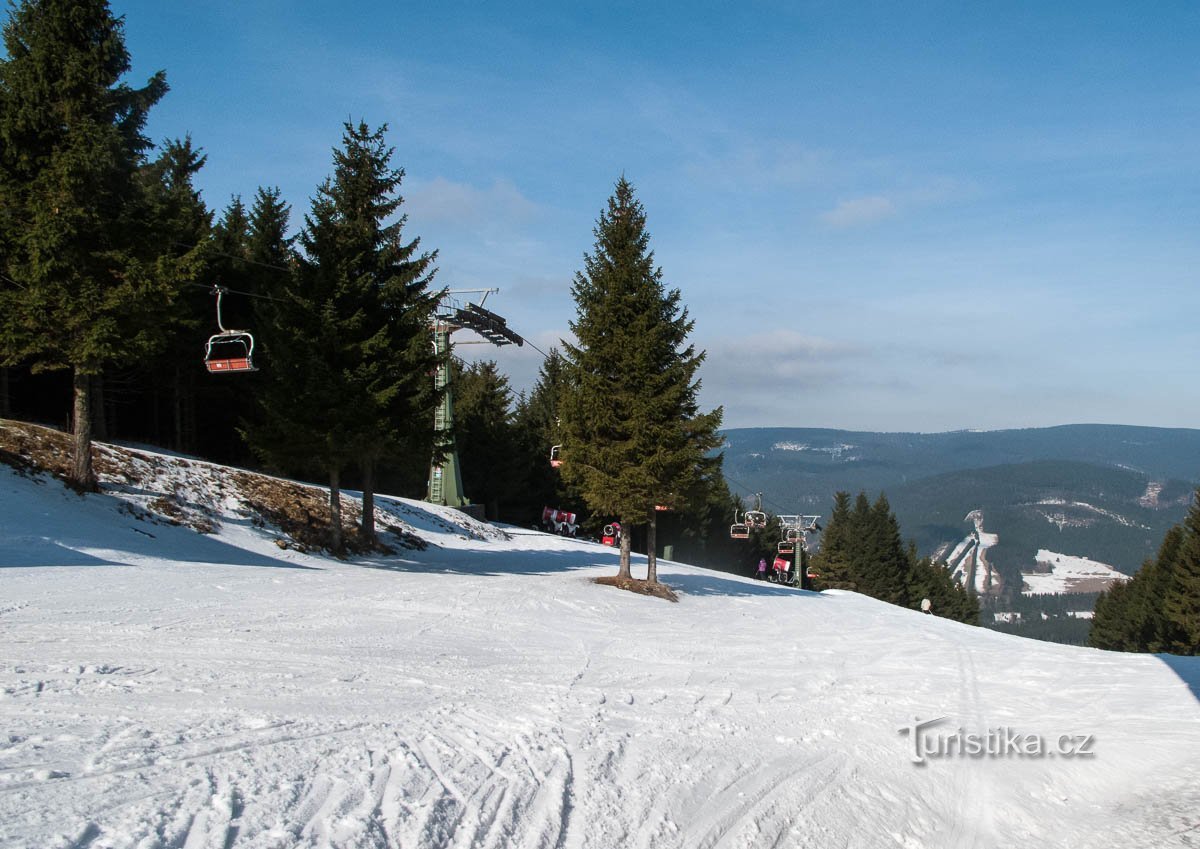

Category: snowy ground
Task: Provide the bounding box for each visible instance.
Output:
[1021,550,1131,595]
[1,448,1198,848]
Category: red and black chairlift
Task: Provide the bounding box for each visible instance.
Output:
[204,286,256,374]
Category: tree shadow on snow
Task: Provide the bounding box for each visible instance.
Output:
[358,544,615,578]
[1157,654,1200,705]
[666,571,828,600]
[357,541,826,601]
[0,539,128,568]
[0,518,319,571]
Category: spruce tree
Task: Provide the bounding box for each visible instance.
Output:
[561,177,722,582]
[245,121,438,552]
[862,493,911,606]
[1090,494,1200,655]
[189,195,256,464]
[247,187,294,272]
[511,348,571,521]
[139,136,213,453]
[1089,580,1130,650]
[453,359,519,520]
[1162,492,1200,653]
[812,491,856,590]
[0,0,169,488]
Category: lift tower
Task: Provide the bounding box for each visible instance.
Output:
[426,289,523,509]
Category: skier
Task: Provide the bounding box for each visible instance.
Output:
[756,558,767,580]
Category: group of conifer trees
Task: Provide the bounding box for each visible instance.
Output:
[1089,490,1200,654]
[0,0,733,571]
[0,1,441,554]
[11,1,1160,625]
[811,491,980,623]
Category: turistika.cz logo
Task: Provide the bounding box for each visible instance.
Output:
[898,717,1096,765]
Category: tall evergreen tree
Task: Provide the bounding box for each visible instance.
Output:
[511,348,571,521]
[245,121,438,552]
[561,177,722,583]
[1162,493,1200,653]
[863,493,911,606]
[247,187,294,272]
[0,0,170,488]
[452,359,519,520]
[1091,493,1200,655]
[812,491,855,589]
[139,136,213,453]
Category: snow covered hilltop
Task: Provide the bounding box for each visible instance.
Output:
[1,424,1198,848]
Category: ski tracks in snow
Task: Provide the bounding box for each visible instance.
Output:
[5,708,581,849]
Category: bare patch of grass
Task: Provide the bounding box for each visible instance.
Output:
[0,418,426,554]
[592,575,679,602]
[0,420,73,480]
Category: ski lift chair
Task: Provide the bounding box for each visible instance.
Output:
[204,286,257,373]
[744,510,768,529]
[204,330,256,373]
[550,445,562,468]
[785,527,801,542]
[777,541,795,554]
[729,522,750,540]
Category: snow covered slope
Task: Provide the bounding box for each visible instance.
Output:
[1022,550,1132,595]
[1,444,1198,848]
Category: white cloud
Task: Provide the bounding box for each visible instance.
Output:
[819,195,897,228]
[701,330,864,392]
[405,177,539,225]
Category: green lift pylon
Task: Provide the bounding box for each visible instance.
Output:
[426,290,523,509]
[427,320,467,506]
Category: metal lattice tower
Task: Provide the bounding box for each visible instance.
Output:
[426,289,523,509]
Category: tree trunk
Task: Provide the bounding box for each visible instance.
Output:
[646,508,658,584]
[91,375,108,441]
[618,521,632,580]
[151,388,161,445]
[360,457,375,545]
[71,369,96,491]
[329,466,344,555]
[173,366,184,452]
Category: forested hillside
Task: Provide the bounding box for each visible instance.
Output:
[723,427,1200,580]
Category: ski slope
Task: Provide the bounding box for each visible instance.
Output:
[0,447,1198,849]
[1021,550,1131,595]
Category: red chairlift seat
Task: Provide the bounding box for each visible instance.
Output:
[550,445,562,468]
[204,330,256,373]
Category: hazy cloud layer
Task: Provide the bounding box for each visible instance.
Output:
[820,195,897,228]
[405,177,539,226]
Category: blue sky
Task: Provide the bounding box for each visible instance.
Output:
[109,0,1199,431]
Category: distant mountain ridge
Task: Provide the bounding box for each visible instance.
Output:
[722,424,1200,589]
